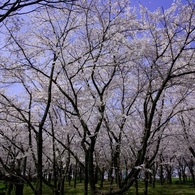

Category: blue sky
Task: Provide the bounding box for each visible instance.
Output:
[131,0,189,11]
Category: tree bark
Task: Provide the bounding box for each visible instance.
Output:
[15,184,24,195]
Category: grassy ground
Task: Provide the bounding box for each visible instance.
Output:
[0,180,195,195]
[127,182,195,195]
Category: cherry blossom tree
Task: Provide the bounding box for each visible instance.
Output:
[0,1,194,195]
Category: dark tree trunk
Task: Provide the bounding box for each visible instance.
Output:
[60,175,65,195]
[37,127,43,195]
[135,178,139,195]
[185,159,195,186]
[7,183,13,195]
[48,172,52,184]
[15,184,24,195]
[181,169,187,184]
[84,152,89,195]
[100,168,104,188]
[74,160,78,188]
[191,172,195,187]
[68,164,72,186]
[152,163,158,188]
[94,165,99,184]
[88,146,96,195]
[178,169,182,183]
[113,145,122,189]
[165,165,172,184]
[79,165,83,183]
[108,167,113,182]
[159,164,164,185]
[144,171,149,195]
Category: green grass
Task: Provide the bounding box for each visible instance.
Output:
[93,179,195,195]
[64,185,83,194]
[22,182,84,195]
[1,180,195,195]
[0,181,6,192]
[97,180,195,195]
[23,184,53,195]
[126,181,195,195]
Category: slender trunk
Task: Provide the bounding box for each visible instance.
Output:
[144,171,149,195]
[66,135,71,186]
[100,168,104,188]
[178,169,182,183]
[74,160,78,188]
[108,167,113,182]
[152,175,156,188]
[152,164,158,188]
[79,165,83,183]
[60,175,65,195]
[51,113,58,194]
[88,148,96,195]
[181,168,187,184]
[165,164,172,184]
[184,159,195,186]
[109,176,114,194]
[160,164,164,185]
[191,172,195,186]
[135,178,139,195]
[36,51,55,195]
[187,165,195,186]
[68,164,72,186]
[94,165,98,184]
[84,152,89,195]
[7,183,13,195]
[37,128,43,195]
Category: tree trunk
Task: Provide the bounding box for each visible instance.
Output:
[68,164,72,186]
[100,168,104,188]
[88,148,96,195]
[79,165,83,183]
[152,163,158,188]
[84,152,89,195]
[113,147,122,189]
[135,178,139,195]
[178,169,182,183]
[74,160,78,188]
[15,184,24,195]
[37,127,43,195]
[60,175,65,195]
[186,159,195,186]
[181,169,187,184]
[7,183,13,195]
[108,167,113,182]
[94,166,99,184]
[165,165,172,184]
[144,171,149,195]
[159,164,164,185]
